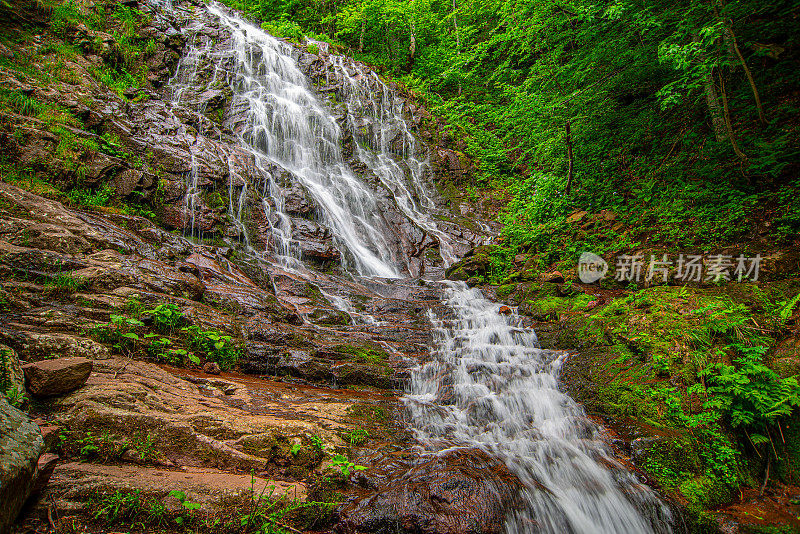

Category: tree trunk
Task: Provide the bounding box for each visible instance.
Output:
[714,0,766,124]
[407,18,416,72]
[725,25,766,124]
[718,71,747,160]
[565,120,575,194]
[359,19,365,53]
[693,34,726,141]
[703,68,727,142]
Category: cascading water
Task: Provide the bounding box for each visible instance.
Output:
[329,56,458,266]
[163,3,674,531]
[210,4,403,278]
[405,282,674,533]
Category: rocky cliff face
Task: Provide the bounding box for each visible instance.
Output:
[0,0,521,532]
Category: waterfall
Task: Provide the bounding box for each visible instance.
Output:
[405,282,674,533]
[329,56,457,266]
[163,3,675,531]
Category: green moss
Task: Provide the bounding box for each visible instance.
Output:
[345,403,387,422]
[328,343,389,365]
[678,476,734,510]
[496,283,518,299]
[519,296,571,320]
[520,282,560,300]
[204,190,226,209]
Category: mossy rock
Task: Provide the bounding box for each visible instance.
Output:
[308,308,351,326]
[678,476,735,510]
[519,282,560,301]
[316,343,390,366]
[519,297,570,321]
[444,245,501,281]
[496,283,518,301]
[518,294,593,321]
[332,362,395,389]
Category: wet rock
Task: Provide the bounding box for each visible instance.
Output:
[337,448,524,534]
[290,219,341,262]
[498,305,512,315]
[332,362,395,389]
[22,357,93,397]
[277,351,334,383]
[55,358,346,471]
[283,182,315,216]
[308,308,351,326]
[0,396,45,534]
[34,462,304,520]
[203,362,222,375]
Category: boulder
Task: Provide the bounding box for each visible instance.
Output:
[541,271,565,284]
[0,396,45,534]
[337,448,523,534]
[203,362,222,375]
[22,357,93,398]
[0,331,110,363]
[445,245,500,282]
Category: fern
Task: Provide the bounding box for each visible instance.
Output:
[701,344,800,429]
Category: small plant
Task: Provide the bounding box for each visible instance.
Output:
[309,434,325,453]
[90,314,144,352]
[701,344,800,430]
[181,325,241,370]
[91,489,143,523]
[44,271,88,294]
[329,454,366,478]
[67,184,114,208]
[168,490,201,526]
[4,90,42,116]
[59,429,122,461]
[346,428,369,446]
[2,385,27,408]
[0,348,25,408]
[240,471,336,533]
[145,303,184,332]
[133,432,158,462]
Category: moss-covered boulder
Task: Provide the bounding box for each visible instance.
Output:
[445,245,501,281]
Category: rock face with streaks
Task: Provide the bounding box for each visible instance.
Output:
[0,397,44,534]
[0,1,510,533]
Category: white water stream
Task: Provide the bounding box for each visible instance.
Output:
[405,283,674,533]
[165,3,675,532]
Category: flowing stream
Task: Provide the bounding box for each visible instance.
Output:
[405,283,674,533]
[166,2,675,532]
